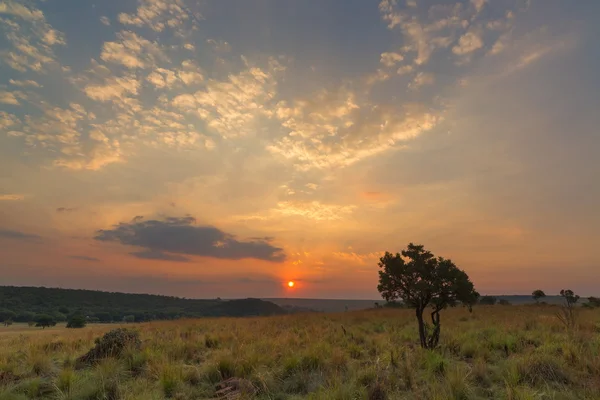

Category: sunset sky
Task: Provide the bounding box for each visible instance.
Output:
[1,0,599,299]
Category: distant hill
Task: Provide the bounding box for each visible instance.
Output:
[0,286,285,323]
[264,295,587,312]
[264,298,380,313]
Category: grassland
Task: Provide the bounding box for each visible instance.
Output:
[1,305,599,399]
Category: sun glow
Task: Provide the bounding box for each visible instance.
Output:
[287,281,295,288]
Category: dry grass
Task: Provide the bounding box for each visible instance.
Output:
[1,306,599,399]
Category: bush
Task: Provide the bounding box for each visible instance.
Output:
[66,315,86,328]
[77,328,141,366]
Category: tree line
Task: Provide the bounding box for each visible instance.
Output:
[0,286,286,327]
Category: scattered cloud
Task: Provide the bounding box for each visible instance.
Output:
[0,194,25,201]
[69,255,100,262]
[380,52,403,67]
[117,0,196,32]
[409,72,435,90]
[9,79,41,88]
[332,250,383,264]
[275,201,356,221]
[0,229,41,241]
[100,16,110,26]
[396,64,414,75]
[268,87,440,170]
[206,39,231,53]
[452,30,484,55]
[130,250,190,262]
[0,90,20,105]
[56,207,77,213]
[94,216,286,262]
[100,31,166,69]
[172,57,284,138]
[0,0,65,72]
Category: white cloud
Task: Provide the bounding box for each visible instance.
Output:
[380,52,404,67]
[117,0,193,32]
[100,31,166,69]
[178,60,204,85]
[0,194,24,201]
[269,83,441,170]
[0,90,20,105]
[452,31,484,55]
[172,57,284,138]
[0,1,65,72]
[84,75,140,102]
[0,1,44,20]
[100,16,110,26]
[471,0,486,14]
[409,72,435,89]
[0,111,20,129]
[275,201,356,221]
[9,79,41,88]
[147,68,178,89]
[396,65,414,75]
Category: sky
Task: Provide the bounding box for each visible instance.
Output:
[1,0,599,300]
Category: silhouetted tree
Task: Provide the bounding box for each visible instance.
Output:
[532,290,546,303]
[377,243,478,349]
[556,289,579,331]
[498,299,511,306]
[479,296,497,305]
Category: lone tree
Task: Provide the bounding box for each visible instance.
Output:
[532,289,546,303]
[377,243,478,349]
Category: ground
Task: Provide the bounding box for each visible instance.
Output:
[0,306,599,399]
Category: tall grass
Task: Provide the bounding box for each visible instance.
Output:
[0,306,599,399]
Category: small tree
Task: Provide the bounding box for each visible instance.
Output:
[35,315,56,329]
[3,319,13,327]
[532,290,546,303]
[556,289,579,331]
[66,315,87,328]
[377,243,478,349]
[0,309,16,323]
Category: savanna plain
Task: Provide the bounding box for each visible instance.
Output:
[1,306,600,400]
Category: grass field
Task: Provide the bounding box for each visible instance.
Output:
[1,306,599,399]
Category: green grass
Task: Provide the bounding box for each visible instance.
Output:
[1,306,599,399]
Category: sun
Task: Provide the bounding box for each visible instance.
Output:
[287,281,295,288]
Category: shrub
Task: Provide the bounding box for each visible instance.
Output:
[77,328,141,366]
[66,315,86,328]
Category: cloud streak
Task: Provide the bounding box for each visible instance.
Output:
[0,229,41,241]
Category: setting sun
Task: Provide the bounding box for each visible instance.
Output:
[287,281,295,288]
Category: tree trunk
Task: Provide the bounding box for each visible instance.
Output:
[416,307,427,349]
[428,310,441,349]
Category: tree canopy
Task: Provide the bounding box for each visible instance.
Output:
[532,290,546,303]
[377,243,478,348]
